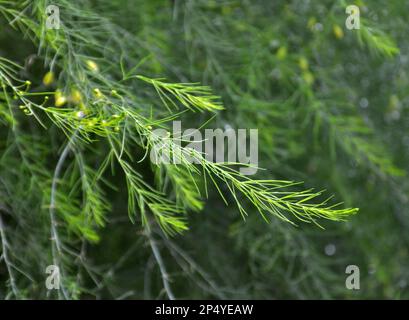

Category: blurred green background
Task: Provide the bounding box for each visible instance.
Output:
[1,0,409,299]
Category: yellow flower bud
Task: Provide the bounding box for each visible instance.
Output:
[55,90,67,107]
[43,71,55,86]
[333,25,344,39]
[93,88,103,98]
[276,46,287,60]
[70,89,83,104]
[307,17,317,30]
[298,57,309,71]
[86,60,99,72]
[302,72,315,85]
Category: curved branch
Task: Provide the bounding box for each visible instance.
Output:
[145,219,175,300]
[0,211,18,298]
[49,135,77,299]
